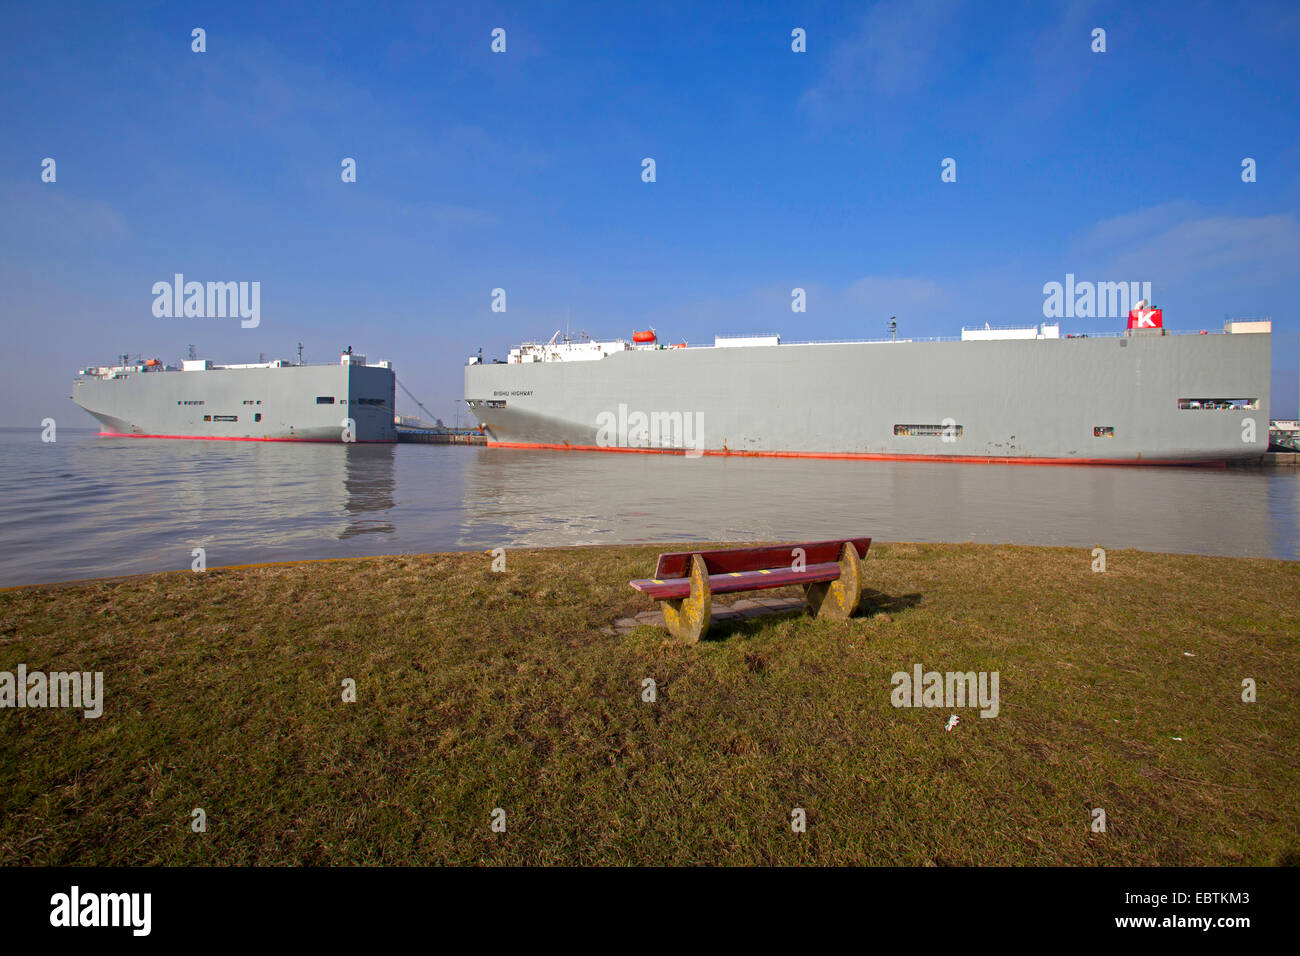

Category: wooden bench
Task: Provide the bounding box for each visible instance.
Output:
[629,538,871,643]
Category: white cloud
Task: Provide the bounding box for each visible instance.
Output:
[1084,206,1300,287]
[800,0,965,115]
[842,276,948,314]
[1075,201,1200,250]
[0,181,131,248]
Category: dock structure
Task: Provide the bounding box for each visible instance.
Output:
[1228,451,1299,469]
[395,428,486,445]
[1270,421,1299,453]
[1261,452,1299,468]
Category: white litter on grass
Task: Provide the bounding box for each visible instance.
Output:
[1172,736,1183,741]
[1184,652,1196,657]
[945,714,960,732]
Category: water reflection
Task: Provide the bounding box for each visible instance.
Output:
[455,448,1293,560]
[340,444,396,538]
[0,432,406,585]
[0,430,1294,588]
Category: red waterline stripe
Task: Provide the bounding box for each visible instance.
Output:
[485,440,1233,468]
[97,432,395,444]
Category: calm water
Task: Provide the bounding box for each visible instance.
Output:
[0,428,1297,587]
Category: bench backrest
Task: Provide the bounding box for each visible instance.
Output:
[652,538,870,579]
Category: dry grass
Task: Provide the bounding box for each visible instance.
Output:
[0,542,1296,865]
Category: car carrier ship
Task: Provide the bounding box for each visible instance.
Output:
[464,308,1273,465]
[72,350,396,442]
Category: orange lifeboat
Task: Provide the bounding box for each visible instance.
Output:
[144,358,161,367]
[632,329,657,343]
[671,342,686,349]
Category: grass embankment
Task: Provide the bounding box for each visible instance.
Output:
[1,543,1297,866]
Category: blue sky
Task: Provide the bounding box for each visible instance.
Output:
[2,0,1298,425]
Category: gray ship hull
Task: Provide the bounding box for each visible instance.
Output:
[465,333,1271,463]
[73,363,396,442]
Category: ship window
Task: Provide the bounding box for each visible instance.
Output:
[316,396,335,404]
[485,400,506,408]
[1177,398,1258,410]
[1094,426,1114,438]
[254,413,262,422]
[894,423,961,437]
[203,415,211,422]
[213,415,237,422]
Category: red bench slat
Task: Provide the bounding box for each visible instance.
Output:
[630,561,842,599]
[652,538,870,579]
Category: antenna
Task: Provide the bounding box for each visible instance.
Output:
[187,344,196,360]
[889,316,898,341]
[297,342,304,365]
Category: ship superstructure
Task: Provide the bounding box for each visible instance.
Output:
[464,315,1273,464]
[73,351,396,442]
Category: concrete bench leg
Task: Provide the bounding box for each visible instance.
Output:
[661,553,711,644]
[804,542,863,620]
